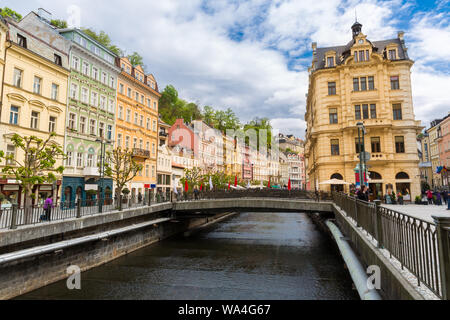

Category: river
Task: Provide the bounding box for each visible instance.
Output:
[17,211,359,300]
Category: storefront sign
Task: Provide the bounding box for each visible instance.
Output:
[3,185,19,191]
[144,184,150,189]
[85,184,98,191]
[40,186,53,191]
[0,179,7,184]
[151,184,156,189]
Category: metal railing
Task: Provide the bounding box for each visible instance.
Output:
[332,192,445,299]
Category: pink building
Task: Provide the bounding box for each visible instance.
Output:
[437,113,450,186]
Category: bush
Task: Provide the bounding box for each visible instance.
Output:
[122,188,130,195]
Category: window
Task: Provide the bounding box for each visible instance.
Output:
[389,49,396,60]
[126,109,131,122]
[68,113,76,130]
[370,104,377,119]
[49,116,56,133]
[77,153,83,167]
[82,62,90,76]
[353,78,359,91]
[81,87,88,103]
[6,145,16,165]
[51,83,59,100]
[117,134,122,148]
[133,137,137,149]
[89,119,96,135]
[54,54,62,66]
[360,77,367,91]
[87,154,94,167]
[371,137,381,153]
[118,106,123,119]
[91,92,98,106]
[66,151,73,166]
[119,83,124,94]
[153,102,157,110]
[125,136,130,149]
[147,98,151,108]
[359,50,365,62]
[107,125,112,140]
[30,111,39,129]
[146,141,150,151]
[327,56,334,67]
[134,112,138,124]
[390,76,399,90]
[127,88,132,98]
[108,99,114,113]
[99,95,106,109]
[9,106,19,125]
[355,137,364,154]
[99,122,105,138]
[92,67,98,80]
[13,68,22,87]
[393,104,402,120]
[110,76,115,88]
[70,83,78,100]
[135,92,139,101]
[140,115,144,127]
[141,95,144,104]
[79,116,86,133]
[331,139,340,155]
[368,76,374,90]
[362,104,369,119]
[366,50,369,61]
[146,165,149,177]
[152,143,156,155]
[354,51,358,62]
[329,108,338,124]
[33,76,42,94]
[146,118,150,130]
[153,120,157,131]
[72,56,80,70]
[139,139,143,149]
[395,136,405,153]
[328,82,336,95]
[101,72,107,84]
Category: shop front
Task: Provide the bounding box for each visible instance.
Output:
[0,179,61,207]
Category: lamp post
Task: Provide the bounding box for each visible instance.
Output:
[357,122,367,188]
[96,137,108,213]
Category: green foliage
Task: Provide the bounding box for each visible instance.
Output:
[81,28,123,56]
[122,188,130,195]
[0,133,65,206]
[127,52,144,69]
[0,7,22,21]
[244,117,272,148]
[50,19,67,29]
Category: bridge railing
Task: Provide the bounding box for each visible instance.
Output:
[173,189,332,202]
[332,192,448,299]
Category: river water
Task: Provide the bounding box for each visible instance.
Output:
[18,211,359,300]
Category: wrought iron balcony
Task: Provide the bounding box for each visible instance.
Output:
[132,148,151,159]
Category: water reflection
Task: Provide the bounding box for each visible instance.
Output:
[18,212,358,300]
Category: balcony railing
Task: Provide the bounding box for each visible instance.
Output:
[132,148,151,158]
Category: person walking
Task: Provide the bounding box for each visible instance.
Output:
[441,190,447,205]
[426,189,433,204]
[43,196,53,221]
[436,191,442,206]
[194,187,199,200]
[357,185,367,201]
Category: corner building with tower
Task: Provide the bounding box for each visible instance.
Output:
[304,22,423,200]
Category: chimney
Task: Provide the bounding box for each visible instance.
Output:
[397,31,404,41]
[37,8,52,23]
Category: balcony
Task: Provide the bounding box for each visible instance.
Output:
[159,130,168,137]
[83,167,99,177]
[132,148,151,159]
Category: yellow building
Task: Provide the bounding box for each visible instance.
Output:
[0,13,70,205]
[0,16,7,105]
[305,22,423,199]
[115,57,160,199]
[426,120,442,188]
[418,133,433,189]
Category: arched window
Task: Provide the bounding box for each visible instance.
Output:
[369,171,382,180]
[395,172,409,179]
[331,173,343,180]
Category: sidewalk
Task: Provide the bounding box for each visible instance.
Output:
[381,203,449,223]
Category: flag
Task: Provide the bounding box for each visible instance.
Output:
[184,180,188,192]
[173,180,178,194]
[228,182,230,190]
[267,178,271,189]
[234,175,237,187]
[200,183,202,191]
[209,175,213,190]
[288,178,291,191]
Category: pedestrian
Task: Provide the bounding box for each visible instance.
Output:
[43,195,53,221]
[138,192,143,204]
[426,189,433,204]
[441,190,447,205]
[194,187,199,200]
[397,192,404,205]
[436,192,442,206]
[357,186,367,201]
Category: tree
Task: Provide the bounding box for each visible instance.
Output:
[203,106,215,127]
[244,117,273,149]
[127,52,145,69]
[50,19,68,29]
[0,7,22,21]
[0,133,65,222]
[81,28,123,56]
[103,147,142,209]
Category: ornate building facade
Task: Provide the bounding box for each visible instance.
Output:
[305,22,423,199]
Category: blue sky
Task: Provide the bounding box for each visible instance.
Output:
[4,0,450,137]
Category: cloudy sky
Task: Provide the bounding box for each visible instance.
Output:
[6,0,450,137]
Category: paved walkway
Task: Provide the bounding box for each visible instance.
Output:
[381,203,449,223]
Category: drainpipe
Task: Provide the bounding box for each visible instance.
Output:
[325,220,382,300]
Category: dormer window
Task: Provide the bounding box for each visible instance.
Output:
[389,49,396,60]
[17,34,27,48]
[327,56,335,67]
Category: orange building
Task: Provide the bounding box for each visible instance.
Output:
[115,57,160,199]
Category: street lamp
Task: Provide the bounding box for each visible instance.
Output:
[96,137,109,213]
[356,122,367,188]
